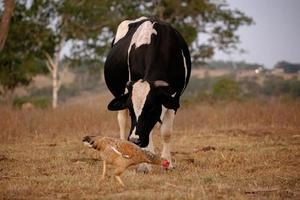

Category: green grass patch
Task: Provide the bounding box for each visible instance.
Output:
[13,95,51,109]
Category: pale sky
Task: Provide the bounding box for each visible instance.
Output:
[214,0,300,68]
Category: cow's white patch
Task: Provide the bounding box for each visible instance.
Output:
[129,21,157,49]
[129,80,150,142]
[181,50,188,94]
[130,127,139,139]
[131,80,151,121]
[127,21,157,80]
[114,16,147,45]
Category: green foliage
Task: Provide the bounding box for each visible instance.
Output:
[13,95,51,109]
[183,76,212,97]
[282,79,300,97]
[0,65,30,95]
[181,76,213,105]
[212,78,240,100]
[238,78,261,98]
[0,2,55,96]
[262,76,289,97]
[262,76,300,97]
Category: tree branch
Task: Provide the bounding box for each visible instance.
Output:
[45,61,53,74]
[43,52,55,73]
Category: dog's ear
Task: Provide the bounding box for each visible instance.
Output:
[107,93,130,111]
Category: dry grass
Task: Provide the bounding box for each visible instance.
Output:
[1,93,300,199]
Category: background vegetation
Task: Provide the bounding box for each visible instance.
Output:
[1,0,253,106]
[1,0,299,108]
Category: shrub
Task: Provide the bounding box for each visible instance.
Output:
[262,76,300,97]
[261,76,283,96]
[212,78,240,100]
[13,95,51,109]
[282,79,300,97]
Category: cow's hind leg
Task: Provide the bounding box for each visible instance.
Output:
[160,109,175,169]
[117,110,128,140]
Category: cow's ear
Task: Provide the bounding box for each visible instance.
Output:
[161,95,180,110]
[154,81,179,110]
[160,92,180,110]
[107,93,129,111]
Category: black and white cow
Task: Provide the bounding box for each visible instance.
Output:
[104,17,191,170]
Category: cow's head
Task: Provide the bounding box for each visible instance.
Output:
[107,79,179,148]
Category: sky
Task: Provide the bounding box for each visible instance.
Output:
[213,0,300,68]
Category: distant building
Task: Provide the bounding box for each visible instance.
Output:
[271,61,300,80]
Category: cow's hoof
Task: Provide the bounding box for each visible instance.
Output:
[136,163,152,173]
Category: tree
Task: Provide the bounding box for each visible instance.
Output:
[0,2,55,102]
[40,0,116,108]
[0,0,114,106]
[0,0,15,51]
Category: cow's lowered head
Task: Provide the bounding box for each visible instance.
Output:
[107,79,179,147]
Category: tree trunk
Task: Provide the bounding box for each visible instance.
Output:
[44,36,65,109]
[0,0,15,51]
[45,52,59,109]
[52,64,59,108]
[51,39,63,109]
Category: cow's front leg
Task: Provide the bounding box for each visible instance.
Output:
[160,109,175,169]
[117,110,128,140]
[136,131,154,173]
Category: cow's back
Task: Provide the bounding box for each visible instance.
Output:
[104,18,191,98]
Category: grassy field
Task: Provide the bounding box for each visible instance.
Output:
[0,94,299,199]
